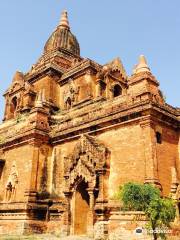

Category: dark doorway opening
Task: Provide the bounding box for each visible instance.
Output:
[73,180,90,235]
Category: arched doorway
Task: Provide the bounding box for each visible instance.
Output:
[72,180,90,235]
[63,134,110,236]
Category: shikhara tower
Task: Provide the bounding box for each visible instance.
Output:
[0,10,179,238]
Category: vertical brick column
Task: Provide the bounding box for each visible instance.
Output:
[24,144,39,202]
[140,118,161,188]
[3,99,9,121]
[105,77,112,100]
[97,169,106,202]
[87,187,95,237]
[62,192,72,236]
[95,80,101,98]
[94,170,108,240]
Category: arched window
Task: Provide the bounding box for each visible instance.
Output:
[0,159,5,180]
[113,84,122,97]
[100,81,106,97]
[12,96,17,109]
[10,96,18,117]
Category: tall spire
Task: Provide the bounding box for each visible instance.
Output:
[59,10,70,29]
[134,55,151,74]
[44,10,80,55]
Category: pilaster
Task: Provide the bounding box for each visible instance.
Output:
[87,187,95,237]
[95,80,101,98]
[62,191,72,236]
[24,144,40,202]
[140,118,161,189]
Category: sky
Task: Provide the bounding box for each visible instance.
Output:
[0,0,179,120]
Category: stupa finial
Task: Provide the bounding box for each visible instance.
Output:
[135,55,151,74]
[59,10,70,29]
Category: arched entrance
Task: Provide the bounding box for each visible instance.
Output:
[72,179,90,235]
[63,134,110,236]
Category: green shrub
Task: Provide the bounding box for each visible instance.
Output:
[117,182,176,240]
[119,182,160,211]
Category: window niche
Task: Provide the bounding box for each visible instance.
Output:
[113,84,122,98]
[99,81,106,97]
[156,131,162,144]
[4,163,18,202]
[10,96,18,117]
[0,159,5,179]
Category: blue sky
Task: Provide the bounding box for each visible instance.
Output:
[0,0,179,120]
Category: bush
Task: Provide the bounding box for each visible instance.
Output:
[146,198,176,240]
[119,182,160,211]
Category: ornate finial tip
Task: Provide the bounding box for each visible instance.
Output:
[139,54,147,63]
[133,54,150,74]
[59,9,70,28]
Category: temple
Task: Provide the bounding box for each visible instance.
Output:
[0,10,179,238]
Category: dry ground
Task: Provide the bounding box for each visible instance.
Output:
[0,235,93,240]
[0,234,179,240]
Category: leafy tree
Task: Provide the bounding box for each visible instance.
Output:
[120,182,160,211]
[118,182,176,240]
[145,198,175,240]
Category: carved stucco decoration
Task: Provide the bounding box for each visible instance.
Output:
[7,162,18,186]
[8,72,24,94]
[63,80,79,109]
[9,83,23,94]
[24,82,34,93]
[5,162,18,202]
[64,134,108,192]
[96,57,127,81]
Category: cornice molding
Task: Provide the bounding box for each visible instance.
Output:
[59,59,101,84]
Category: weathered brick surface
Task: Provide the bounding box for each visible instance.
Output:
[156,126,179,196]
[0,145,34,202]
[97,124,146,198]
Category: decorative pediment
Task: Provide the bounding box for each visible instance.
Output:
[69,134,107,171]
[103,57,127,80]
[12,71,24,84]
[9,82,23,93]
[110,58,126,75]
[9,71,24,93]
[64,134,109,191]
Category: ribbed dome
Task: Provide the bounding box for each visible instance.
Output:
[44,11,80,56]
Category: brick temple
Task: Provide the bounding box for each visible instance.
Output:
[0,10,179,238]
